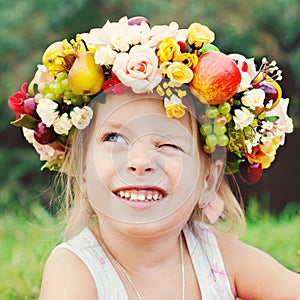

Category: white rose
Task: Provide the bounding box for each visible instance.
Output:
[241,89,265,110]
[36,98,59,127]
[233,107,255,130]
[112,44,162,93]
[70,106,93,130]
[53,113,72,135]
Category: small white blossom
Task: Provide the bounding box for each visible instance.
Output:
[164,94,182,107]
[261,121,274,131]
[252,131,261,146]
[245,140,253,154]
[261,136,267,144]
[70,106,93,130]
[111,33,131,52]
[233,107,255,130]
[241,89,265,110]
[36,98,59,127]
[94,45,118,65]
[53,113,72,135]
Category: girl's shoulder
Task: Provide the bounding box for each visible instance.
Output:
[39,228,98,300]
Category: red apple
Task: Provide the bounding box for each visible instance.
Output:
[239,161,262,185]
[190,52,242,105]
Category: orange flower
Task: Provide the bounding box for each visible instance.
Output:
[246,137,281,169]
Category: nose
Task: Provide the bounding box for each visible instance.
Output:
[127,142,155,176]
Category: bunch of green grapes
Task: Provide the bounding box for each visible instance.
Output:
[37,72,89,106]
[200,102,232,153]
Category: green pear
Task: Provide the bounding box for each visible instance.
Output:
[68,51,104,95]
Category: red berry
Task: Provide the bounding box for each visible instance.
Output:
[239,161,262,185]
[177,41,187,52]
[34,121,57,145]
[241,61,248,72]
[128,16,150,27]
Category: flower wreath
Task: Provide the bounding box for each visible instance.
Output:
[8,16,293,184]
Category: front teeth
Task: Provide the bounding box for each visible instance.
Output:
[116,190,163,202]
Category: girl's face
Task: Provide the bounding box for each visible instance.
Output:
[83,92,205,230]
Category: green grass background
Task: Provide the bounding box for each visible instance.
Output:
[1,201,299,300]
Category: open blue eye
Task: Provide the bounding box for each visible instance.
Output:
[103,133,127,143]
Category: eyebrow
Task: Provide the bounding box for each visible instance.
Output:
[101,121,124,130]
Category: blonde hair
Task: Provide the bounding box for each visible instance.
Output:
[56,96,245,241]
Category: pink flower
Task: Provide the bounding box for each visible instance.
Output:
[112,45,162,93]
[23,128,64,162]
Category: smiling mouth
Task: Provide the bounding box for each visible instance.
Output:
[113,188,165,202]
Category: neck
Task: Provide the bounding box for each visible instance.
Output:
[93,220,185,273]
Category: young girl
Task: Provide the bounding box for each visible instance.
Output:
[8,16,299,299]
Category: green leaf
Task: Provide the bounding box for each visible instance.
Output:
[10,115,39,130]
[265,116,279,122]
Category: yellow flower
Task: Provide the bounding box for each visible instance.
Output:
[260,137,281,156]
[157,38,180,63]
[175,53,198,68]
[175,89,187,98]
[156,85,165,97]
[160,62,194,86]
[165,103,186,118]
[45,55,67,77]
[188,23,215,48]
[166,88,172,97]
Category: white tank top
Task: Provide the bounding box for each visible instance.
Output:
[55,223,234,299]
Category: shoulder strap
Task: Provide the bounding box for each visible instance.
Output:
[183,224,234,300]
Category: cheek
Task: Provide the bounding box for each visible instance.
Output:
[165,152,201,195]
[92,146,117,184]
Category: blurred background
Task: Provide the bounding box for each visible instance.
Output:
[0,0,299,298]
